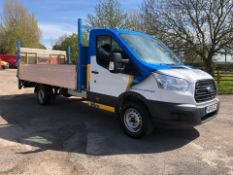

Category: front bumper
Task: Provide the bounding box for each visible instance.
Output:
[148,98,220,128]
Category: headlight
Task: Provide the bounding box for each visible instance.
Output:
[153,73,190,92]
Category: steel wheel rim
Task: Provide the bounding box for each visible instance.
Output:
[124,108,142,133]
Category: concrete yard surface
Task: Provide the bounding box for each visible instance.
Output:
[0,69,232,175]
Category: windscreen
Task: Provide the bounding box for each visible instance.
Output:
[120,34,182,65]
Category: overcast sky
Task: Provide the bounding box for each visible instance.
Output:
[0,0,142,49]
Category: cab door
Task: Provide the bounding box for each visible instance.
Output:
[89,35,133,103]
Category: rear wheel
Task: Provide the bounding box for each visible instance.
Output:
[120,102,154,138]
[37,85,53,105]
[60,88,71,97]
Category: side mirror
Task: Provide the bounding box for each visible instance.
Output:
[109,52,129,73]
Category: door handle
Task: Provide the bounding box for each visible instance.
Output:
[91,71,99,74]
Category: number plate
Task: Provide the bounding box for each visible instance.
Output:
[205,104,217,114]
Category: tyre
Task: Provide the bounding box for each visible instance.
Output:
[61,88,71,97]
[120,102,154,138]
[37,85,53,105]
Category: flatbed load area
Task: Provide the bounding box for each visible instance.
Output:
[18,48,77,89]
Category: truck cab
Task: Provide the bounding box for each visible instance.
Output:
[18,20,220,138]
[85,28,219,137]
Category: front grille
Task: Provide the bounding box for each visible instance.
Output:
[195,80,216,103]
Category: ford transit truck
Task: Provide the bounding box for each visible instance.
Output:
[17,19,219,138]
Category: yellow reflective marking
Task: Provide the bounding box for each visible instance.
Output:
[86,64,90,90]
[87,102,115,113]
[126,75,134,91]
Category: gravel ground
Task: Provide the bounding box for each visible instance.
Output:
[0,69,232,175]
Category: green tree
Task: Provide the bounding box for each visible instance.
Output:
[53,33,88,64]
[141,0,233,74]
[87,0,138,30]
[0,0,42,54]
[53,34,76,64]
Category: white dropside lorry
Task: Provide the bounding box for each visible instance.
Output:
[17,19,219,138]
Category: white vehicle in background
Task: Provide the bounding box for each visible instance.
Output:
[17,19,219,138]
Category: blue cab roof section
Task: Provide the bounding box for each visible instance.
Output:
[91,28,156,39]
[89,28,184,79]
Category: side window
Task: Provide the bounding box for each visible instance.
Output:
[96,36,111,68]
[97,36,129,69]
[96,35,140,75]
[112,40,123,53]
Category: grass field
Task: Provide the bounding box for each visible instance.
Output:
[217,81,233,94]
[214,73,233,94]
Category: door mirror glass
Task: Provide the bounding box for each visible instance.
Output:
[109,52,129,73]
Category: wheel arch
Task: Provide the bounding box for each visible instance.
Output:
[34,83,43,94]
[34,83,40,94]
[116,91,152,118]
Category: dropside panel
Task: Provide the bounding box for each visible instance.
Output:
[19,64,77,89]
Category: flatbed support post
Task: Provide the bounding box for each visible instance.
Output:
[77,18,82,93]
[16,40,22,89]
[17,40,21,68]
[67,46,71,64]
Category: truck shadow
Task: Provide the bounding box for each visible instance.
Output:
[0,94,200,156]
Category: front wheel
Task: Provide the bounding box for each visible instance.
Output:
[120,102,154,138]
